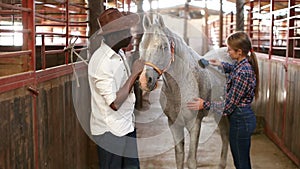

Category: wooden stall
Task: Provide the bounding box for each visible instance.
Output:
[0,0,98,168]
[0,66,97,169]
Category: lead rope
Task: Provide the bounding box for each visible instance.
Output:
[65,36,89,87]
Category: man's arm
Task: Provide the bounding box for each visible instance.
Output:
[110,59,144,111]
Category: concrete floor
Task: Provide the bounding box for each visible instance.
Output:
[134,82,298,169]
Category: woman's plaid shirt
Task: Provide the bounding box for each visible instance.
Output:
[204,58,256,115]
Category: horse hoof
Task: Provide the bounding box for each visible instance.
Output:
[218,164,226,169]
[187,160,197,169]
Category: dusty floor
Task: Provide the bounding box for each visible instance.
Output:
[134,82,298,169]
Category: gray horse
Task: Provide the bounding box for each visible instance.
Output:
[138,14,233,169]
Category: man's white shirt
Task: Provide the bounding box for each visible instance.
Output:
[88,40,135,137]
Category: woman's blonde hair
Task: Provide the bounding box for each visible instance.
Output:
[226,31,260,99]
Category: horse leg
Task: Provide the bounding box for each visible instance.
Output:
[186,115,202,169]
[218,116,230,169]
[169,121,185,169]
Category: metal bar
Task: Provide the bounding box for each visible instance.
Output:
[0,50,31,58]
[34,11,87,15]
[230,12,233,34]
[286,0,295,59]
[36,33,87,39]
[257,0,261,52]
[236,0,245,31]
[69,2,88,10]
[0,10,21,14]
[0,29,31,33]
[248,1,254,38]
[0,2,31,12]
[219,0,223,47]
[35,13,66,22]
[23,1,38,169]
[36,64,77,83]
[35,24,88,27]
[65,0,70,65]
[0,72,35,93]
[269,0,274,59]
[45,49,65,55]
[35,32,67,36]
[225,12,228,38]
[127,0,131,12]
[204,0,208,38]
[0,62,87,93]
[41,35,46,70]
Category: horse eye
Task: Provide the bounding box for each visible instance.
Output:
[162,46,168,50]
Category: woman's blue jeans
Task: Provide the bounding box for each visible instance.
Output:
[229,106,256,169]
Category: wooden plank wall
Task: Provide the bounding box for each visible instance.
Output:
[0,73,98,169]
[0,87,34,169]
[252,54,300,167]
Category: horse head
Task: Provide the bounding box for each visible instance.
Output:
[139,14,175,91]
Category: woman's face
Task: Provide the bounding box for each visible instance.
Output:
[227,45,243,62]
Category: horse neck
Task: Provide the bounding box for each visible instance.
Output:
[163,28,200,87]
[166,28,199,64]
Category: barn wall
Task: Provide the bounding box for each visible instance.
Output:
[0,87,34,169]
[0,68,98,169]
[253,53,300,167]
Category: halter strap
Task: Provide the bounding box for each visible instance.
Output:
[144,40,175,76]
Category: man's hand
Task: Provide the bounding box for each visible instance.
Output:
[187,98,205,110]
[110,59,144,111]
[131,59,145,76]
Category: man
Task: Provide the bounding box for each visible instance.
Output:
[88,8,144,169]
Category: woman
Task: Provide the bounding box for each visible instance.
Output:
[187,31,259,169]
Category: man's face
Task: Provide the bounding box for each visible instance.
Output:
[119,29,132,48]
[109,29,133,49]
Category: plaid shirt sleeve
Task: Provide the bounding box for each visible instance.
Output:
[223,71,250,115]
[221,62,234,73]
[203,101,211,110]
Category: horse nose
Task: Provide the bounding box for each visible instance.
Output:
[147,76,153,85]
[145,70,157,91]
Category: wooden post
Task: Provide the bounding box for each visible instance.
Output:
[269,0,274,59]
[183,0,189,44]
[286,0,295,59]
[219,0,223,47]
[236,0,244,31]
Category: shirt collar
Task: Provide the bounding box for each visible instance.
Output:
[100,41,119,59]
[234,58,248,70]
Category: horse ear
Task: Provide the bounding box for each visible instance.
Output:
[156,14,165,28]
[143,15,151,30]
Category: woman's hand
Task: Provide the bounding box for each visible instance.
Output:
[209,59,221,66]
[187,98,205,110]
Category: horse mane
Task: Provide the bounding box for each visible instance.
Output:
[162,26,203,74]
